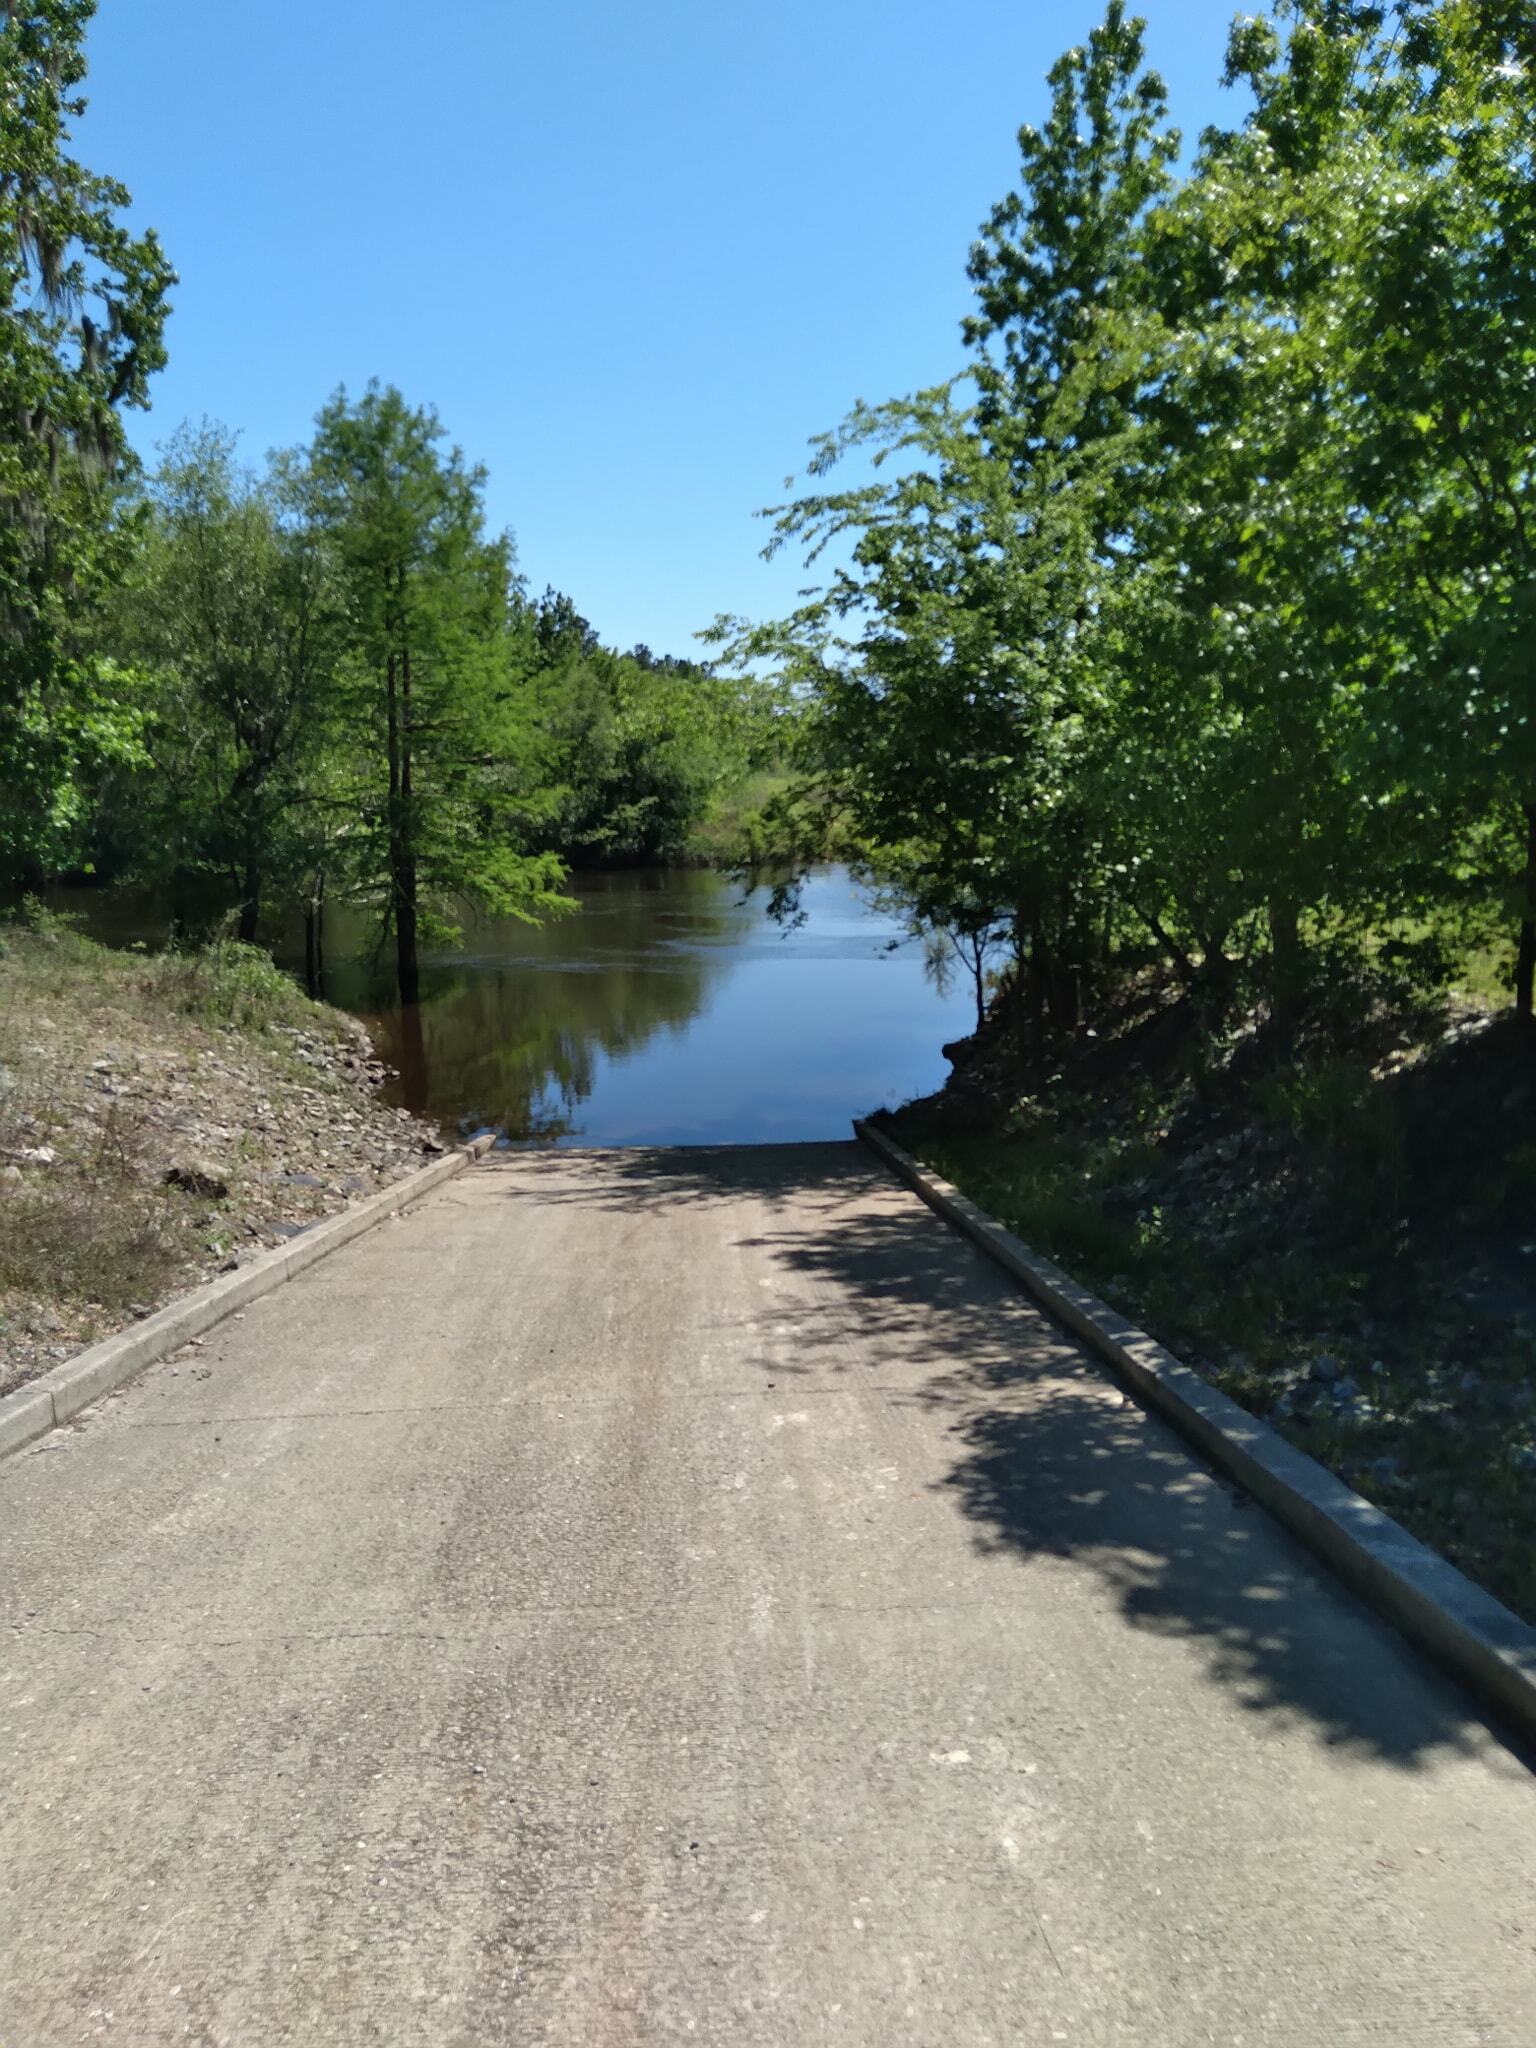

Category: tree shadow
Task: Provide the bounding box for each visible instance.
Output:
[481,1143,1532,1774]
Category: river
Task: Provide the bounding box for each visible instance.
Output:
[51,866,972,1146]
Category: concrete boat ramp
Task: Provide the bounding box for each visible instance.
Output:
[3,1143,1535,2043]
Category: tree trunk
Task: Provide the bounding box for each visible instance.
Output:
[384,601,420,1012]
[1010,911,1030,1071]
[1048,957,1079,1033]
[303,870,326,1000]
[1137,903,1196,984]
[1268,894,1302,1043]
[1517,800,1536,1028]
[395,859,420,1010]
[237,857,261,944]
[1194,930,1234,1011]
[395,616,419,1010]
[1027,926,1048,1070]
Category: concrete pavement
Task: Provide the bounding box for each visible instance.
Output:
[3,1143,1535,2044]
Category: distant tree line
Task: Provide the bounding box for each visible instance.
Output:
[721,0,1536,1044]
[1,4,783,1007]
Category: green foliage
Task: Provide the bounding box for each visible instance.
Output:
[102,425,340,936]
[728,0,1536,1041]
[154,937,319,1035]
[1,890,80,940]
[539,637,785,864]
[0,8,787,966]
[0,1,174,885]
[304,382,571,1000]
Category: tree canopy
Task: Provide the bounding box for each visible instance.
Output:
[723,0,1536,1037]
[0,0,174,884]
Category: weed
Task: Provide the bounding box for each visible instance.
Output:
[152,939,320,1035]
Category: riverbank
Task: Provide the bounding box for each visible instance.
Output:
[0,909,445,1398]
[885,968,1536,1624]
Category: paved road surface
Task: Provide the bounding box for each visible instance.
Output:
[4,1144,1535,2044]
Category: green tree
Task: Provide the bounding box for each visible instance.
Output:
[1326,0,1536,1016]
[0,0,173,885]
[1094,6,1387,1020]
[530,587,782,865]
[305,383,567,1007]
[964,0,1177,460]
[742,0,1536,1058]
[728,6,1176,1052]
[110,425,338,939]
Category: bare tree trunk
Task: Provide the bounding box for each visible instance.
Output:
[1048,956,1079,1033]
[384,585,421,1013]
[395,864,420,1010]
[1136,902,1196,984]
[1010,910,1030,1072]
[1027,925,1048,1070]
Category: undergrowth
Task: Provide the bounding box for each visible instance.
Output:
[890,948,1536,1623]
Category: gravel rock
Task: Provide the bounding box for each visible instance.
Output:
[164,1160,230,1201]
[1,972,445,1399]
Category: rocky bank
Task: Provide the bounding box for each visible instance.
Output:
[0,924,450,1398]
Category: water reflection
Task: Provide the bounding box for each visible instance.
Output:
[44,868,972,1145]
[341,873,753,1138]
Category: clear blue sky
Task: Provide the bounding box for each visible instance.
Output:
[84,0,1246,658]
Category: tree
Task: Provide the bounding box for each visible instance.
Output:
[728,6,1177,1055]
[0,0,174,885]
[531,587,598,663]
[111,425,338,939]
[964,0,1177,460]
[1326,0,1536,1017]
[1095,5,1389,1021]
[305,383,567,1007]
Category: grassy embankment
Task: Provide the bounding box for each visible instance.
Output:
[887,940,1536,1624]
[0,908,440,1397]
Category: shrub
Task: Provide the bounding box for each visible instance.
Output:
[153,939,317,1034]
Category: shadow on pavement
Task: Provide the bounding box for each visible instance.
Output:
[485,1143,1531,1775]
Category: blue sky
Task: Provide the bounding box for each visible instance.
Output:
[84,0,1246,658]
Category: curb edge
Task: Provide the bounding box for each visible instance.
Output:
[854,1116,1536,1749]
[0,1132,498,1462]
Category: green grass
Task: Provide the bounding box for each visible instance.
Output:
[153,936,325,1034]
[2,900,327,1038]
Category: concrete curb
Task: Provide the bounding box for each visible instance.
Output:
[855,1116,1536,1747]
[0,1133,497,1463]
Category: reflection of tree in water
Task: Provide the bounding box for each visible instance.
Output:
[328,874,751,1140]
